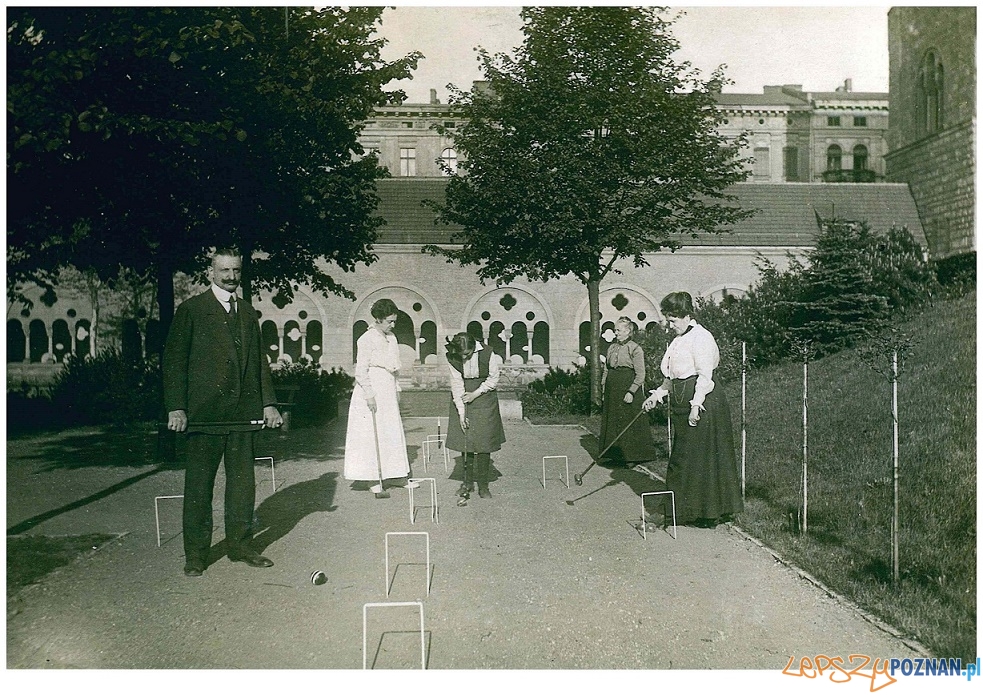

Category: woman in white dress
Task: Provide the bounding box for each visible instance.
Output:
[343,299,415,499]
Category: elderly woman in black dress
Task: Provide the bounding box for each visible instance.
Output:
[598,317,658,468]
[643,292,742,527]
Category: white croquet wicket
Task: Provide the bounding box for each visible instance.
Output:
[154,495,184,547]
[385,531,431,597]
[254,456,276,492]
[421,434,449,473]
[541,455,570,489]
[408,477,438,524]
[362,601,426,669]
[640,491,677,540]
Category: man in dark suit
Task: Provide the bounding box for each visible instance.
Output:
[164,247,282,577]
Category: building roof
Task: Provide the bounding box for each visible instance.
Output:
[685,183,927,248]
[373,179,928,250]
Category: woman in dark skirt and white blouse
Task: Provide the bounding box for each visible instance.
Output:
[643,292,742,527]
[445,332,506,500]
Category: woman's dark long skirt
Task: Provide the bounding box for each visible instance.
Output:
[598,367,658,463]
[666,376,743,525]
[445,377,506,454]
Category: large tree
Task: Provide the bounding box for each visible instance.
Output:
[8,6,421,342]
[426,7,751,405]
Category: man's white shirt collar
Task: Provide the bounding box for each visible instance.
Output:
[211,284,237,309]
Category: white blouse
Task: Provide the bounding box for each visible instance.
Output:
[659,320,719,409]
[448,343,502,419]
[354,327,401,400]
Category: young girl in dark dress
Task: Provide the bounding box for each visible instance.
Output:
[445,333,506,501]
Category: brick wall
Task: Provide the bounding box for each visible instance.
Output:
[887,6,976,258]
[886,121,975,258]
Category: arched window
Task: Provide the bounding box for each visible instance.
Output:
[420,320,437,362]
[918,50,944,135]
[306,320,323,363]
[488,321,506,361]
[351,320,368,364]
[532,321,550,364]
[826,144,842,171]
[52,319,72,362]
[852,144,869,171]
[509,321,528,364]
[7,319,26,362]
[283,320,302,363]
[29,320,48,363]
[262,320,280,364]
[439,147,458,176]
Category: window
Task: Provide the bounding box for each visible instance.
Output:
[853,116,867,127]
[399,148,416,177]
[852,144,868,171]
[827,116,841,127]
[918,50,944,135]
[438,147,457,176]
[443,121,456,128]
[826,144,842,171]
[753,147,770,179]
[403,121,414,129]
[783,146,800,182]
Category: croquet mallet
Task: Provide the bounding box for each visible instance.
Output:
[573,408,648,486]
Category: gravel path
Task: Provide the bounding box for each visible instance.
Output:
[7,412,928,678]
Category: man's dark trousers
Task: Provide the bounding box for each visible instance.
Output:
[183,431,256,564]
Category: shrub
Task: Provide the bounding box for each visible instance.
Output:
[269,357,353,428]
[47,350,162,427]
[521,364,592,416]
[702,220,939,368]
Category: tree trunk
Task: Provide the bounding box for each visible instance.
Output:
[240,240,254,303]
[587,277,602,412]
[156,258,175,361]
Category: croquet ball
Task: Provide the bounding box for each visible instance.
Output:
[311,570,327,586]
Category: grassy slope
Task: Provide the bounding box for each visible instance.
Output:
[723,291,976,661]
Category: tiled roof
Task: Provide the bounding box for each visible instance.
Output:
[373,179,928,250]
[685,183,927,248]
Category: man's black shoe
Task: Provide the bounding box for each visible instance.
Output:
[229,551,274,568]
[184,561,205,577]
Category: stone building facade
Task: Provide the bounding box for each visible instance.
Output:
[363,83,890,185]
[885,6,976,259]
[9,83,930,388]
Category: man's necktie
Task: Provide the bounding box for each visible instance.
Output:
[229,294,237,319]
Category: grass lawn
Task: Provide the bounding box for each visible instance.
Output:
[7,533,121,599]
[531,291,976,661]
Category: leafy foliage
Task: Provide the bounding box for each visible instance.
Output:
[270,358,354,428]
[521,365,593,417]
[702,220,938,366]
[46,351,163,427]
[7,7,421,332]
[423,6,751,405]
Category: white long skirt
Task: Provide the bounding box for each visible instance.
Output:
[343,367,410,481]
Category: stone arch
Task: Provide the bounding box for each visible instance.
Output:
[349,285,441,365]
[575,285,661,357]
[702,284,748,304]
[252,285,328,366]
[462,286,553,364]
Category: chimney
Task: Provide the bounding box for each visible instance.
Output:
[843,78,853,92]
[429,88,439,105]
